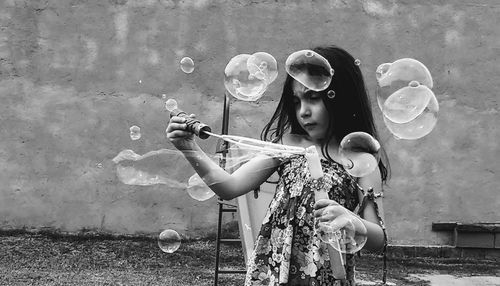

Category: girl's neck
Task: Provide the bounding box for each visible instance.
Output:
[284,133,340,161]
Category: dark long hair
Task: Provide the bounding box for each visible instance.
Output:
[261,45,390,182]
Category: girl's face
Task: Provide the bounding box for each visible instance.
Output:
[292,80,330,143]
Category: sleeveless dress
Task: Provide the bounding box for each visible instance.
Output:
[245,155,362,286]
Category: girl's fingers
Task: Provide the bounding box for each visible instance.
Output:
[166,130,192,139]
[166,122,187,132]
[170,116,187,123]
[313,199,339,210]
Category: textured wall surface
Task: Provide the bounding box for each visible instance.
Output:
[0,0,498,246]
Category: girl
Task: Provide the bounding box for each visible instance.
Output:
[166,45,390,286]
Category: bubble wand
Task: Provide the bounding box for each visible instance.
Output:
[166,98,306,155]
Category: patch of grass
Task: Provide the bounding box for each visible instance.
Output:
[0,233,498,285]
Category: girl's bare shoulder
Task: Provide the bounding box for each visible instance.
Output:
[282,133,311,147]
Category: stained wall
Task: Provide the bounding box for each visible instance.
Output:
[0,0,498,245]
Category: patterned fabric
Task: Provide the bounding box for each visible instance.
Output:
[245,155,362,286]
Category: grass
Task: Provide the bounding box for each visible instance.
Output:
[0,232,499,285]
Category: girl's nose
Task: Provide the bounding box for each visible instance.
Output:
[299,104,311,118]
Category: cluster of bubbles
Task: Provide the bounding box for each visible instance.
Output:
[121,53,439,255]
[118,55,202,254]
[283,50,377,178]
[376,58,439,140]
[224,52,278,101]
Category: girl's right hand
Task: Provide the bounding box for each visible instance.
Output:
[166,114,197,150]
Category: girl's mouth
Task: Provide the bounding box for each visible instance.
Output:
[303,123,316,129]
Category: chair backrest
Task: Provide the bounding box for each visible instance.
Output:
[235,180,275,263]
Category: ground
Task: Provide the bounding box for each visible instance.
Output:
[0,232,499,285]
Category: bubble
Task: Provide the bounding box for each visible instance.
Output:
[161,94,167,99]
[327,90,335,99]
[247,52,278,85]
[285,50,333,91]
[354,59,361,66]
[112,149,198,187]
[165,98,178,112]
[376,58,433,112]
[224,54,268,101]
[180,57,195,74]
[383,93,439,140]
[187,173,216,201]
[338,132,380,177]
[317,214,367,254]
[375,58,438,139]
[139,80,142,84]
[382,83,433,124]
[158,229,181,253]
[129,125,141,140]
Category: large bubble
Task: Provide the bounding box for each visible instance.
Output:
[383,93,439,140]
[285,50,334,91]
[224,54,268,101]
[376,58,438,139]
[382,81,434,124]
[246,52,278,85]
[187,173,216,201]
[338,132,380,177]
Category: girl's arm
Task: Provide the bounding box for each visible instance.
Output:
[167,115,280,201]
[357,167,386,252]
[181,145,279,200]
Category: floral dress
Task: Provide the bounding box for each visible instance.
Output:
[245,155,362,286]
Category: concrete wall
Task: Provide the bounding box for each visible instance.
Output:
[0,0,498,246]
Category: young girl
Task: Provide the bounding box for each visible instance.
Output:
[166,45,390,286]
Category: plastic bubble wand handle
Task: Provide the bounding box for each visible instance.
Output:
[169,108,212,139]
[305,146,347,280]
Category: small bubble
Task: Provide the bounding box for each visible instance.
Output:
[409,80,420,87]
[161,94,167,99]
[139,80,142,84]
[187,174,215,201]
[165,99,178,112]
[129,125,141,140]
[354,59,361,66]
[305,51,313,57]
[96,163,103,168]
[327,90,336,99]
[158,229,181,253]
[180,57,195,74]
